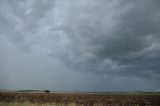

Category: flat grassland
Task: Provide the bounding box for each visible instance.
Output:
[0,92,160,106]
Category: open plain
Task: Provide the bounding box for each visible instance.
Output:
[0,92,160,106]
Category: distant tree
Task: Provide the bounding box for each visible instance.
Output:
[44,90,50,93]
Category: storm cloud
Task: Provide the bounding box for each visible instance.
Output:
[0,0,160,91]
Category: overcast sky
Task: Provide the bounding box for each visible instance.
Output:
[0,0,160,92]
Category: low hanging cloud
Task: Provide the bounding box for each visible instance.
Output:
[1,0,160,83]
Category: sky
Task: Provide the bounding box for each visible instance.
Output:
[0,0,160,92]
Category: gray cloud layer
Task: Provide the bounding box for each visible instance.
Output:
[0,0,160,91]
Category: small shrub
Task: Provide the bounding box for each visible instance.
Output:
[44,90,50,93]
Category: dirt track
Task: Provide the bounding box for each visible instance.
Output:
[0,92,160,106]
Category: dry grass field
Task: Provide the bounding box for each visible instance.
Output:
[0,92,160,106]
[0,102,80,106]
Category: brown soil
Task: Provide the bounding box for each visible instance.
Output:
[0,92,160,106]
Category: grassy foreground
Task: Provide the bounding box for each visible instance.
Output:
[1,92,160,105]
[0,102,83,106]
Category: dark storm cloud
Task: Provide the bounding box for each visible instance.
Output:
[0,0,160,91]
[47,0,160,80]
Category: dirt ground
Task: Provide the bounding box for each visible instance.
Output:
[0,92,160,106]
